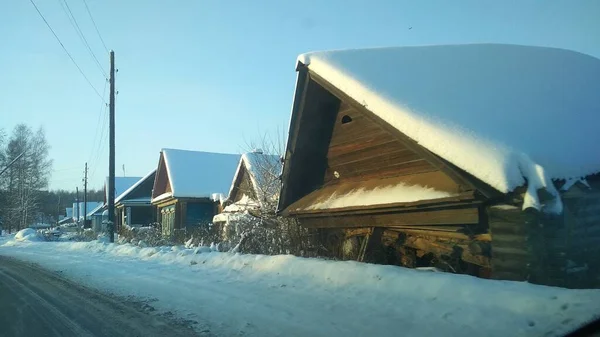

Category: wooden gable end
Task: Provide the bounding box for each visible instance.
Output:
[126,172,156,201]
[229,165,257,203]
[152,153,172,200]
[324,101,439,185]
[280,78,481,218]
[285,102,475,216]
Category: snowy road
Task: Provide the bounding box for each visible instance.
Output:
[2,235,600,337]
[0,256,200,337]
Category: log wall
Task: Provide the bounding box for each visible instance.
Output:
[489,182,600,288]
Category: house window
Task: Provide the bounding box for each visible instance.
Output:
[341,115,352,124]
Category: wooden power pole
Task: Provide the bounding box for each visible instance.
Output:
[83,162,88,228]
[56,194,61,227]
[76,187,79,226]
[108,50,116,242]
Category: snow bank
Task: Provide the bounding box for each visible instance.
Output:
[298,44,600,212]
[14,228,42,242]
[2,239,600,336]
[302,183,455,210]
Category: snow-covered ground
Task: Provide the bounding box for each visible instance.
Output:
[1,232,600,337]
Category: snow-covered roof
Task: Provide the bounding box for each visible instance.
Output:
[227,151,282,205]
[298,44,600,212]
[105,176,142,202]
[115,169,156,204]
[87,203,105,217]
[159,148,240,199]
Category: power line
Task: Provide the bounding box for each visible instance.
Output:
[90,67,116,181]
[87,79,108,165]
[58,0,107,78]
[29,0,106,102]
[89,103,109,181]
[81,0,109,54]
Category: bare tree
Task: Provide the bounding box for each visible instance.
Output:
[0,125,52,232]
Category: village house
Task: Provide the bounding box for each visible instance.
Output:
[58,207,74,225]
[85,176,142,232]
[73,201,102,226]
[277,44,600,288]
[151,148,240,238]
[213,150,282,240]
[87,203,105,231]
[114,170,156,230]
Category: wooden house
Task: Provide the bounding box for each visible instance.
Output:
[87,203,105,232]
[213,151,282,238]
[102,177,142,231]
[277,44,600,288]
[151,148,240,237]
[115,170,156,230]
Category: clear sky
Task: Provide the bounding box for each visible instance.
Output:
[1,0,599,191]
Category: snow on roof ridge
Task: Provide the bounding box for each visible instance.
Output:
[225,152,282,206]
[161,148,241,199]
[161,148,238,156]
[296,43,600,213]
[297,43,591,64]
[87,202,105,217]
[115,169,156,204]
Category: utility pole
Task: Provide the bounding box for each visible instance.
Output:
[108,50,116,242]
[83,162,88,228]
[76,187,79,226]
[56,194,61,227]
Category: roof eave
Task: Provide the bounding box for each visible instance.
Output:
[277,62,309,214]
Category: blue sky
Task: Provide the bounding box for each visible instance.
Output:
[1,0,599,191]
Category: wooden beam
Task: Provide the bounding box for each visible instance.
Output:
[389,227,491,242]
[299,207,480,229]
[288,191,479,218]
[278,64,310,213]
[358,227,384,263]
[402,236,491,268]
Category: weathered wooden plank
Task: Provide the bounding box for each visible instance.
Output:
[491,233,529,245]
[401,236,491,268]
[328,123,389,147]
[491,257,528,271]
[336,159,437,182]
[389,227,490,242]
[298,207,480,228]
[358,227,385,263]
[324,169,461,193]
[390,225,471,233]
[327,141,407,167]
[491,241,531,255]
[345,227,372,238]
[331,151,425,176]
[489,222,529,235]
[491,246,529,256]
[289,192,478,218]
